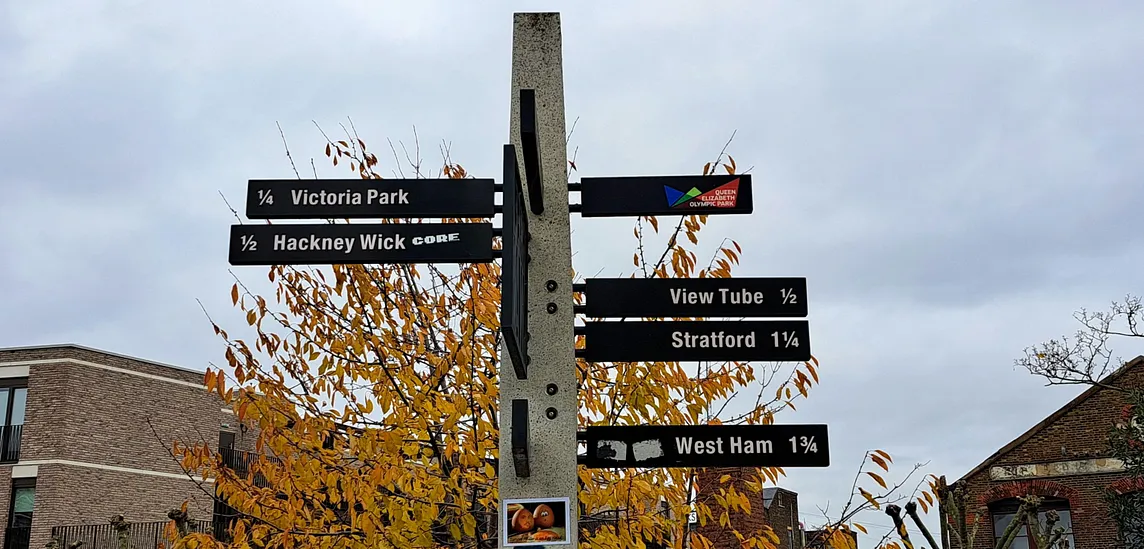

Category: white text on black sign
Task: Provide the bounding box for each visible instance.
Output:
[290,188,410,206]
[669,288,767,306]
[676,436,774,455]
[271,232,463,253]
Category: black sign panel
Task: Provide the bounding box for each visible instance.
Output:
[229,223,493,265]
[244,179,495,219]
[579,174,752,218]
[500,144,530,379]
[581,320,810,363]
[583,424,829,468]
[518,89,544,215]
[584,277,808,318]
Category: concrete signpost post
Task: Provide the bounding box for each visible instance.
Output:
[227,11,830,549]
[497,13,580,548]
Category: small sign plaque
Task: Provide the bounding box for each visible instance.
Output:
[583,424,829,468]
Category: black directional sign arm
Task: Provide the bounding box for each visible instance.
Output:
[583,424,829,468]
[578,174,752,218]
[583,277,809,318]
[580,320,811,363]
[501,144,530,380]
[228,223,494,266]
[245,179,496,219]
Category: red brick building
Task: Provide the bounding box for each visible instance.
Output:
[944,355,1144,549]
[693,467,807,549]
[0,344,254,549]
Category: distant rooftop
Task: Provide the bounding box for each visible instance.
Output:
[762,487,797,509]
[0,343,205,375]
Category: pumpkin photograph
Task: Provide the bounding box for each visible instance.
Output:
[503,497,570,546]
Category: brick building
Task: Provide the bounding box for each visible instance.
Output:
[692,467,808,549]
[944,355,1144,549]
[0,344,253,549]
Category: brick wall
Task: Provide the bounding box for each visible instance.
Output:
[764,488,803,549]
[0,345,235,548]
[947,360,1144,549]
[22,361,224,475]
[0,467,10,533]
[30,464,215,548]
[694,467,775,547]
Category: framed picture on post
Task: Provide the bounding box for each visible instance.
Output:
[502,497,571,546]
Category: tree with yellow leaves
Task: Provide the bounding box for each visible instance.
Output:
[171,125,936,549]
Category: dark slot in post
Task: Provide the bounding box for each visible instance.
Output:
[511,399,530,477]
[519,89,545,215]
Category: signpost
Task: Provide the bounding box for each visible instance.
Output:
[581,277,808,318]
[577,174,752,218]
[582,424,829,469]
[496,13,581,549]
[228,223,494,265]
[578,320,811,363]
[225,12,827,548]
[245,179,495,219]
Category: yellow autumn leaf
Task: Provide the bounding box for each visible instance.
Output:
[830,530,859,549]
[866,471,888,489]
[859,488,880,510]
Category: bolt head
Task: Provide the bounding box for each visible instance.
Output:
[545,407,558,419]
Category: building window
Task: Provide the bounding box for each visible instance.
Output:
[5,479,35,549]
[0,383,27,463]
[9,484,34,528]
[990,497,1074,549]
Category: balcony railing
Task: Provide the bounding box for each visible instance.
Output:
[1,424,22,463]
[51,520,212,549]
[214,447,280,540]
[4,526,30,549]
[218,448,279,487]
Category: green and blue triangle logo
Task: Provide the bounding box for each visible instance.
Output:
[664,186,703,207]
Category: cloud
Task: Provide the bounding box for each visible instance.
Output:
[2,1,1143,545]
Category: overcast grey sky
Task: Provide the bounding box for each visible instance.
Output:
[3,1,1143,544]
